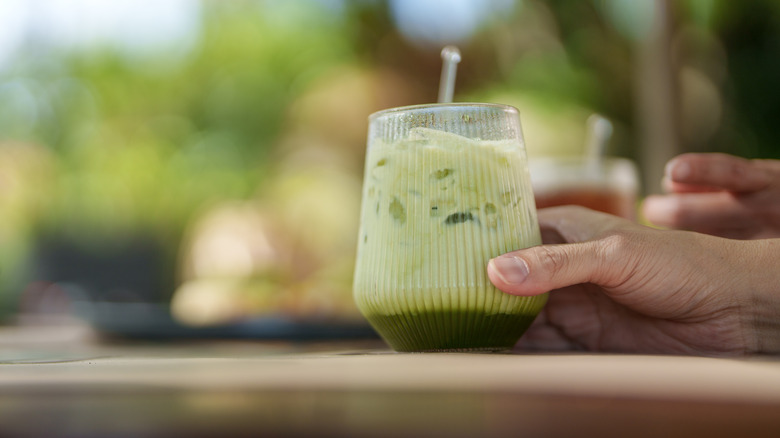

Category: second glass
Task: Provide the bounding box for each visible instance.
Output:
[529,156,640,220]
[353,103,547,352]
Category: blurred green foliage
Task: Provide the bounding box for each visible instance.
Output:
[1,0,780,318]
[25,2,355,241]
[0,1,358,311]
[713,0,780,158]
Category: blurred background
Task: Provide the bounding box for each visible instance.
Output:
[1,0,779,330]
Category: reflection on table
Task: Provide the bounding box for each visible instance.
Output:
[2,323,780,437]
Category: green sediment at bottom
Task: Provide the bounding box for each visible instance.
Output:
[364,310,540,352]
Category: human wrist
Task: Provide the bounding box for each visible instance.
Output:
[745,239,780,354]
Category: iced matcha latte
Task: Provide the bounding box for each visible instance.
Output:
[353,104,547,352]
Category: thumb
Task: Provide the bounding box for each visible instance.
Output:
[487,241,606,296]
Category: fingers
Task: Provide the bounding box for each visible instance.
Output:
[487,240,605,296]
[537,206,627,243]
[515,309,583,351]
[664,153,771,193]
[516,284,609,351]
[642,192,756,231]
[488,206,632,296]
[662,176,721,194]
[488,206,637,296]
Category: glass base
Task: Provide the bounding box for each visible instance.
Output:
[406,347,511,353]
[363,310,538,353]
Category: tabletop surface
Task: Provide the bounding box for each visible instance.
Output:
[2,322,780,437]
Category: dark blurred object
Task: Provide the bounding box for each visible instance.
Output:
[714,0,780,159]
[26,235,172,305]
[71,301,376,341]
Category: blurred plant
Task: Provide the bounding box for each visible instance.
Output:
[36,1,355,240]
[0,142,58,316]
[0,1,358,309]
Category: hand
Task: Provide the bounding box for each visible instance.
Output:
[642,153,780,239]
[486,206,780,356]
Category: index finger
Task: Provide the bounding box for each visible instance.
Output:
[537,206,631,244]
[666,153,771,193]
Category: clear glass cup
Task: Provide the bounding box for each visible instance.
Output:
[529,156,640,220]
[353,103,547,352]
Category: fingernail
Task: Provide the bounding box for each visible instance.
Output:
[489,256,529,284]
[669,161,691,181]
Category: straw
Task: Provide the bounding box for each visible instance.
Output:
[438,46,461,103]
[584,113,613,173]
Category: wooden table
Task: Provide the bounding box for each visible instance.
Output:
[2,323,780,437]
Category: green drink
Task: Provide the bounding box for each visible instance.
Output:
[353,103,547,352]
